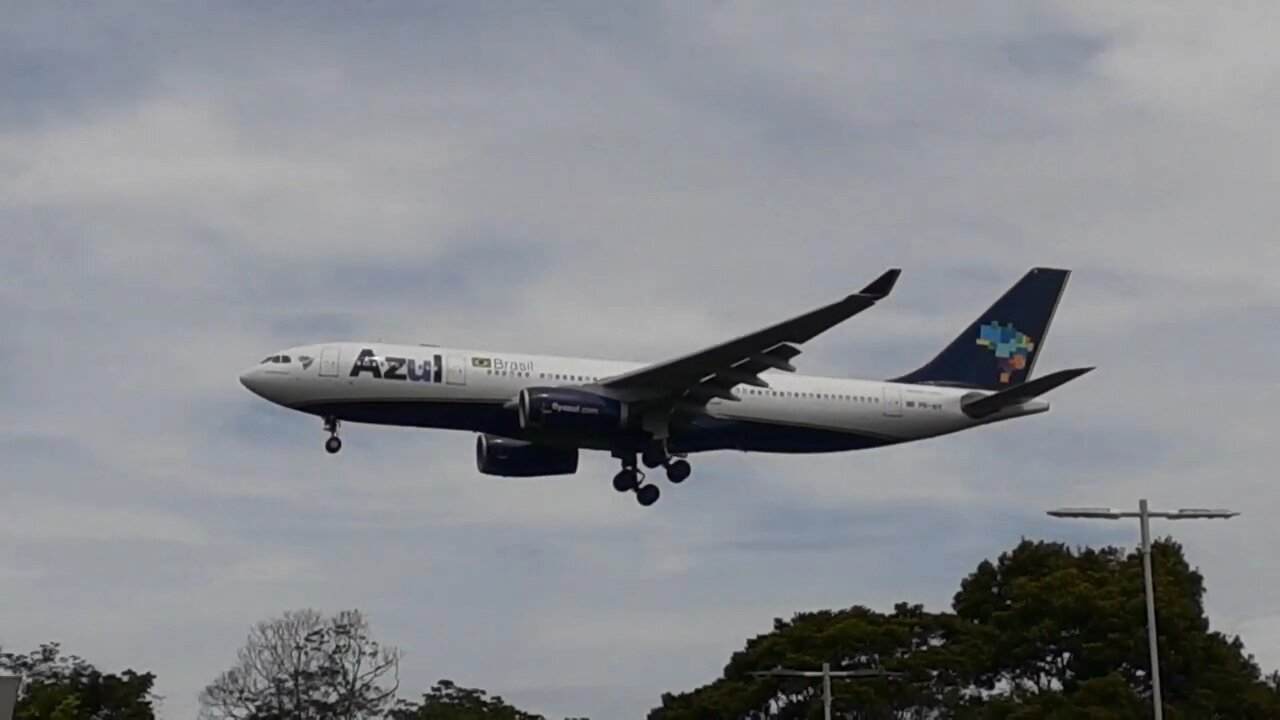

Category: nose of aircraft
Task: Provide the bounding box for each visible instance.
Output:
[239,367,266,397]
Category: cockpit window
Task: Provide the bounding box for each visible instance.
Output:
[260,355,291,364]
[261,356,274,364]
[280,355,291,363]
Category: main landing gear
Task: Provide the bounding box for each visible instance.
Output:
[614,446,694,507]
[642,444,692,484]
[323,416,342,454]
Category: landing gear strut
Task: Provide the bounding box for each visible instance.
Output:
[641,445,666,469]
[323,416,342,454]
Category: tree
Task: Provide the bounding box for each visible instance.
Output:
[954,540,1280,718]
[651,603,978,719]
[0,643,156,720]
[650,539,1280,719]
[199,609,401,720]
[387,679,547,719]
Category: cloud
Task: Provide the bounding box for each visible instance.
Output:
[3,2,1278,718]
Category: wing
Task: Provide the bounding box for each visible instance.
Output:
[601,269,901,404]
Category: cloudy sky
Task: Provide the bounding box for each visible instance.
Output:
[3,2,1278,717]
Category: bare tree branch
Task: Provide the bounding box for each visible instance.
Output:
[199,609,400,720]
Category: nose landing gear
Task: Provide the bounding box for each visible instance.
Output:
[323,416,342,454]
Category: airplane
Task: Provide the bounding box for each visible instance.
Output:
[240,267,1092,507]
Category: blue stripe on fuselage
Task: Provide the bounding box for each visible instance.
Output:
[293,400,895,454]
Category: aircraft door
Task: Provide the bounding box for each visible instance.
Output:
[446,355,467,385]
[882,385,903,417]
[319,347,340,378]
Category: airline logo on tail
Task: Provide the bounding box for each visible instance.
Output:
[976,322,1036,383]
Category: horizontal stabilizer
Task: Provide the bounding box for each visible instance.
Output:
[961,367,1094,419]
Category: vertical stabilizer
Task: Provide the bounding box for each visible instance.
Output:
[891,268,1070,390]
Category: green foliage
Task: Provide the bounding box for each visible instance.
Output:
[650,539,1280,719]
[387,679,546,719]
[0,643,156,720]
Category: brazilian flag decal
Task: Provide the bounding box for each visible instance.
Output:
[471,357,492,369]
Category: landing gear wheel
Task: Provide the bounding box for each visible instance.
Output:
[613,469,641,493]
[322,416,341,454]
[636,484,660,507]
[641,445,667,469]
[666,459,691,484]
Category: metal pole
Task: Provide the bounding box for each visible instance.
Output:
[822,662,832,720]
[1140,499,1164,720]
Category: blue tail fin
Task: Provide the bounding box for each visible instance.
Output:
[891,267,1071,390]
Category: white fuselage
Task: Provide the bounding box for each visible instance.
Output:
[240,341,1048,454]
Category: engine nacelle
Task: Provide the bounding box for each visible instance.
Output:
[475,434,579,477]
[518,387,628,432]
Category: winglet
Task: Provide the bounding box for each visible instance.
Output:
[858,268,902,299]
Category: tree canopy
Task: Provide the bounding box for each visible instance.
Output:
[0,643,156,720]
[387,679,548,720]
[650,539,1280,719]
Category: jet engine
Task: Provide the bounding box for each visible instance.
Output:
[475,434,579,477]
[517,387,629,432]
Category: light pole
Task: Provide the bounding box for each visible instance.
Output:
[749,663,905,720]
[1047,500,1239,720]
